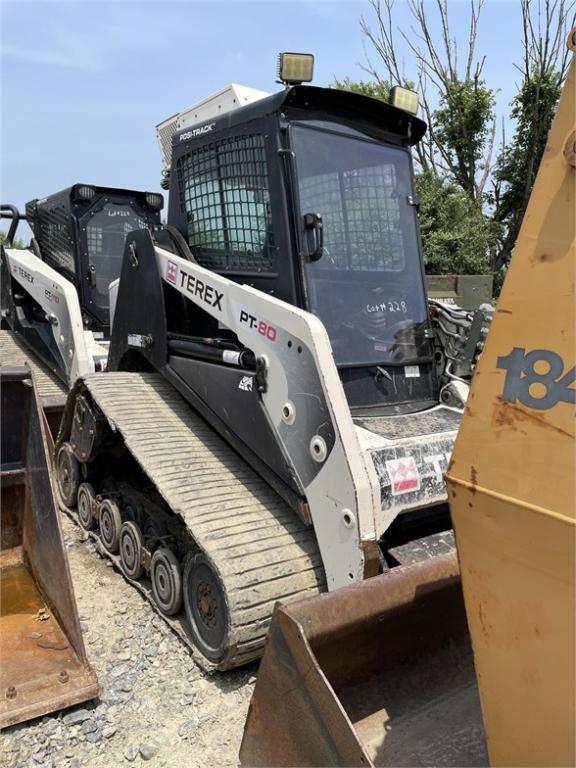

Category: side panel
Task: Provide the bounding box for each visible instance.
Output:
[3,248,98,384]
[158,246,381,589]
[112,231,382,590]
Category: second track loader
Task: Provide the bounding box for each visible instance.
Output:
[54,59,491,670]
[0,186,163,438]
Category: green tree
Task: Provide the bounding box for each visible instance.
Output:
[0,230,24,249]
[358,0,497,201]
[491,0,572,270]
[415,171,497,274]
[334,0,573,279]
[332,77,391,103]
[332,78,498,275]
[432,78,495,201]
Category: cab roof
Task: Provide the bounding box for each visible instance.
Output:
[172,84,427,149]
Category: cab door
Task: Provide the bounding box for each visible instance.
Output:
[78,197,150,330]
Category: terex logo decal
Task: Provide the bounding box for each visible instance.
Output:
[423,452,452,484]
[178,268,223,311]
[13,265,34,284]
[166,260,178,284]
[239,310,277,342]
[385,457,421,496]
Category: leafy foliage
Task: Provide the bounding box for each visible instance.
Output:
[415,171,497,274]
[0,230,24,249]
[332,77,391,102]
[432,78,495,199]
[492,69,563,268]
[333,0,573,286]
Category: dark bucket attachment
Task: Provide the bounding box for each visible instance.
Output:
[0,366,99,728]
[240,553,488,767]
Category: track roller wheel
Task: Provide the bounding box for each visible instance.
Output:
[151,547,182,616]
[56,443,80,507]
[99,499,123,553]
[119,521,144,580]
[183,553,229,664]
[77,482,97,531]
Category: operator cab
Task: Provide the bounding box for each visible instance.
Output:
[165,73,435,413]
[26,184,163,334]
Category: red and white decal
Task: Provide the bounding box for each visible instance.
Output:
[385,457,421,496]
[239,309,277,342]
[166,260,178,285]
[45,288,60,304]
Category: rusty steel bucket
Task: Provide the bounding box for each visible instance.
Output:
[240,553,488,767]
[0,366,99,728]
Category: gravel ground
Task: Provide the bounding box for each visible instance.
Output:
[0,514,256,768]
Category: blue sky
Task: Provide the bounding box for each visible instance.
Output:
[1,0,525,237]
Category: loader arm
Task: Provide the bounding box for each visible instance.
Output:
[3,248,107,384]
[151,245,381,590]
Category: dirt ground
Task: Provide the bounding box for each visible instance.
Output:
[1,514,256,768]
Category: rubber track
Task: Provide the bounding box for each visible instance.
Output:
[0,330,66,406]
[79,371,325,669]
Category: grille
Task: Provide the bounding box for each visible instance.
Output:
[299,164,404,271]
[157,118,178,169]
[355,406,461,440]
[176,134,274,272]
[37,205,75,275]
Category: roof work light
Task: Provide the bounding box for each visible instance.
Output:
[389,86,419,115]
[277,53,315,85]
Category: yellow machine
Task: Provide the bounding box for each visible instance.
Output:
[241,30,575,768]
[446,29,576,767]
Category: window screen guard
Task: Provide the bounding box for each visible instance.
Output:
[291,124,431,366]
[39,205,75,275]
[176,135,275,272]
[85,204,148,309]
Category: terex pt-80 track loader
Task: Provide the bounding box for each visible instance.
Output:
[1,185,163,388]
[55,76,489,669]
